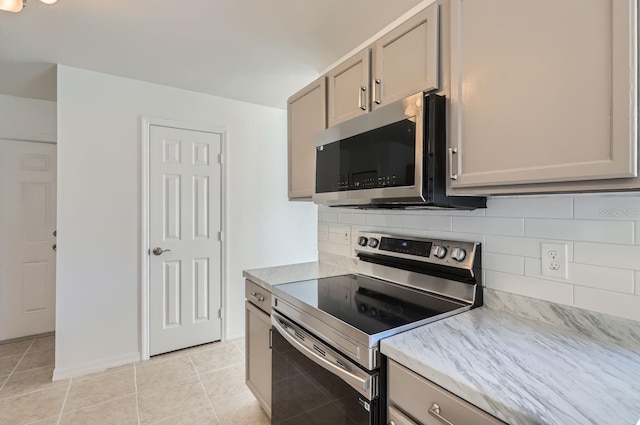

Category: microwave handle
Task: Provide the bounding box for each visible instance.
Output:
[448,147,458,180]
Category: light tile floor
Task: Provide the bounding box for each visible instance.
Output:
[0,335,270,425]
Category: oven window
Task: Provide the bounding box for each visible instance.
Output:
[271,327,378,425]
[315,118,416,194]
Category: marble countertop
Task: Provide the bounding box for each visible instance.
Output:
[242,261,351,291]
[381,304,640,425]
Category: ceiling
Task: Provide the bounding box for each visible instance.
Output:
[0,0,425,108]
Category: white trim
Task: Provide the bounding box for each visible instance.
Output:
[0,136,56,145]
[53,351,141,381]
[140,117,227,361]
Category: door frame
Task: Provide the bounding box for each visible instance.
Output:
[140,117,227,361]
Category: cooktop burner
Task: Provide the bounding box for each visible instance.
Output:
[276,273,464,336]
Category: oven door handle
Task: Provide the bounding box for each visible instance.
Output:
[271,312,377,400]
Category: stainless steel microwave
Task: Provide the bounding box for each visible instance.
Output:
[313,92,486,209]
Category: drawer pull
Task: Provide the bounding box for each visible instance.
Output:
[250,292,265,302]
[428,403,456,425]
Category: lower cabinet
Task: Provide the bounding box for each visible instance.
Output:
[388,360,506,425]
[245,280,272,418]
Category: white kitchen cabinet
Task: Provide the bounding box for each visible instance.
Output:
[326,2,440,126]
[448,0,638,191]
[288,77,326,199]
[245,279,272,417]
[388,360,506,425]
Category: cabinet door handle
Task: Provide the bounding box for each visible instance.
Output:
[448,147,458,180]
[269,328,272,349]
[359,86,367,111]
[374,79,382,104]
[428,403,456,425]
[250,292,265,302]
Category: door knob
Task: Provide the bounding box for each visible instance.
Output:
[152,247,171,256]
[52,244,56,251]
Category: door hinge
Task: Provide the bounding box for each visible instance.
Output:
[218,153,223,164]
[217,231,223,242]
[217,309,222,319]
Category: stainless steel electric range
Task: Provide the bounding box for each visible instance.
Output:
[270,232,482,425]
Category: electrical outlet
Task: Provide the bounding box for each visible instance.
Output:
[541,243,568,279]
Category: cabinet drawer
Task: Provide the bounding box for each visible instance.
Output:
[388,406,419,425]
[245,279,272,314]
[388,360,506,425]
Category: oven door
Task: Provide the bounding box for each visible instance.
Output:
[271,311,380,425]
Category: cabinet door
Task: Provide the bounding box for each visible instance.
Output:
[288,77,326,199]
[327,49,370,127]
[372,3,439,110]
[245,301,272,417]
[449,0,637,189]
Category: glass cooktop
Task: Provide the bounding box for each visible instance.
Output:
[275,274,464,336]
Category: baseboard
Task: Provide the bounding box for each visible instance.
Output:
[53,351,141,381]
[225,329,245,340]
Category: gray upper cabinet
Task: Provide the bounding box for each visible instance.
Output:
[288,77,326,200]
[327,49,371,127]
[448,0,638,191]
[372,3,440,110]
[326,2,441,127]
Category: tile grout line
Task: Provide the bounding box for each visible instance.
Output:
[187,353,222,424]
[0,338,36,392]
[56,378,72,425]
[134,363,141,425]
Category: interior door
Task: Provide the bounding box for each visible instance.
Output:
[0,140,57,341]
[149,125,222,356]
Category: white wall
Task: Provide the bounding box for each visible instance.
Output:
[0,94,56,142]
[319,194,640,323]
[55,65,317,379]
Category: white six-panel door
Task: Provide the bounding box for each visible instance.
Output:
[0,140,57,341]
[149,125,222,356]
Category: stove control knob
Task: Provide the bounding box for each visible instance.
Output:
[433,245,447,259]
[368,238,379,248]
[358,236,368,247]
[451,247,467,262]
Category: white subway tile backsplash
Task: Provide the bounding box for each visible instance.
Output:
[402,214,452,231]
[524,258,634,294]
[365,214,404,228]
[574,287,640,322]
[574,193,640,220]
[318,224,329,242]
[318,241,353,258]
[525,218,634,245]
[318,211,338,223]
[452,217,524,236]
[318,194,640,323]
[485,271,573,305]
[484,235,574,260]
[486,196,573,218]
[574,242,640,270]
[482,253,524,275]
[570,263,635,294]
[338,212,367,225]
